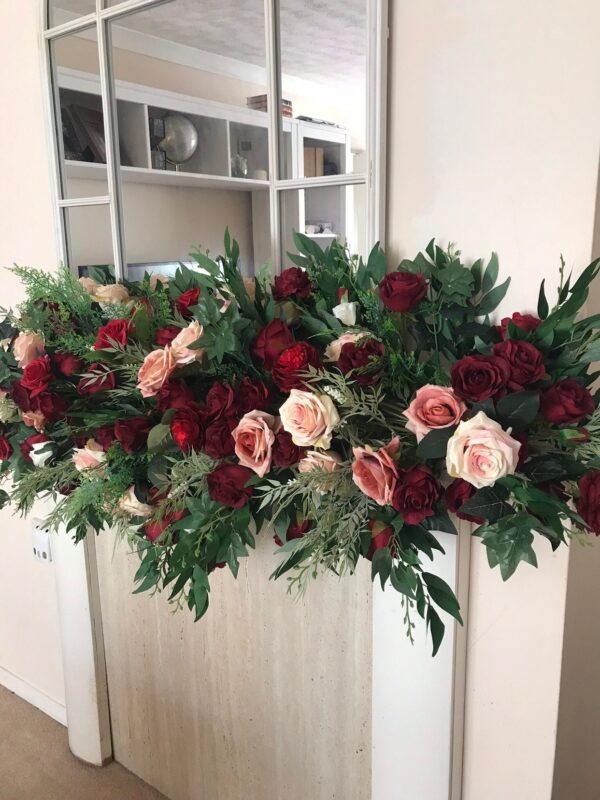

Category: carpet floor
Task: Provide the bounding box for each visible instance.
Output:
[0,685,167,800]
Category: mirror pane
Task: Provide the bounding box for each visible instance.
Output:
[278,0,367,179]
[64,203,113,276]
[48,0,95,28]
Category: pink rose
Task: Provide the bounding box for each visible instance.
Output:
[78,276,99,294]
[351,438,400,505]
[324,332,365,362]
[171,320,205,365]
[72,439,106,472]
[446,411,521,489]
[13,331,45,368]
[137,346,176,398]
[232,410,280,477]
[22,409,46,432]
[279,389,340,449]
[298,449,343,474]
[403,384,467,442]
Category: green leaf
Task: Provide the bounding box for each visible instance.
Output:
[537,279,549,320]
[470,259,483,294]
[366,242,386,283]
[479,514,538,580]
[495,391,540,428]
[481,253,499,295]
[147,423,172,453]
[460,485,511,523]
[422,572,462,623]
[292,230,325,261]
[416,426,456,459]
[371,547,392,590]
[427,606,445,657]
[478,277,511,315]
[523,456,565,484]
[437,263,474,306]
[580,339,600,364]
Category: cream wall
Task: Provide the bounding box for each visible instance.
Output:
[0,3,65,710]
[386,2,600,798]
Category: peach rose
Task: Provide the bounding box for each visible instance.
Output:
[324,332,365,362]
[232,410,280,477]
[243,277,257,302]
[72,439,106,472]
[298,449,343,474]
[446,411,521,489]
[352,437,400,505]
[137,346,176,398]
[119,487,153,517]
[171,320,205,365]
[279,389,340,448]
[403,384,467,442]
[79,276,99,294]
[13,331,45,367]
[149,273,169,291]
[93,283,130,304]
[22,409,46,432]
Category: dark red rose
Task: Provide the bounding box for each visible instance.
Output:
[337,339,385,386]
[144,510,187,543]
[206,382,236,420]
[492,339,545,389]
[20,433,50,463]
[20,355,52,398]
[337,287,350,303]
[251,319,295,368]
[207,463,254,508]
[175,288,200,318]
[576,471,600,534]
[499,312,541,339]
[0,436,12,461]
[77,364,116,395]
[171,406,205,452]
[540,379,595,425]
[274,518,311,547]
[204,417,236,459]
[451,354,510,403]
[273,267,312,301]
[155,325,181,347]
[95,425,115,451]
[11,381,31,411]
[94,319,130,350]
[272,430,304,468]
[236,377,271,416]
[392,466,440,525]
[512,430,529,466]
[379,271,427,313]
[114,416,151,454]
[53,352,84,377]
[31,392,68,423]
[272,342,321,393]
[366,519,394,560]
[156,380,196,412]
[445,479,485,524]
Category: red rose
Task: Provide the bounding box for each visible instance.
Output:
[576,471,600,534]
[272,342,321,393]
[272,430,304,468]
[53,352,84,377]
[540,379,595,425]
[273,267,312,301]
[114,416,151,453]
[171,406,205,452]
[499,312,541,339]
[392,465,440,525]
[337,339,385,386]
[366,519,394,560]
[20,433,50,463]
[451,354,510,403]
[445,479,485,524]
[156,380,195,412]
[379,271,427,312]
[144,509,187,543]
[492,340,545,389]
[513,430,529,466]
[251,319,294,368]
[0,437,12,461]
[204,417,236,459]
[77,364,116,395]
[31,393,68,423]
[175,288,200,318]
[236,377,271,416]
[206,382,236,420]
[155,325,181,347]
[274,518,311,547]
[11,381,31,411]
[207,463,254,508]
[95,425,115,451]
[20,355,52,398]
[94,319,130,350]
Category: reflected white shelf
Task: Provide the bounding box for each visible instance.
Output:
[306,232,338,238]
[65,161,269,192]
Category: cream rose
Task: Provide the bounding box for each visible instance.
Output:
[93,283,130,304]
[119,487,153,517]
[324,332,365,362]
[298,449,343,474]
[446,411,521,489]
[148,273,170,291]
[332,300,359,326]
[13,331,45,367]
[72,439,106,472]
[232,410,280,477]
[403,385,467,442]
[137,346,176,398]
[79,276,99,294]
[279,389,340,449]
[171,320,204,365]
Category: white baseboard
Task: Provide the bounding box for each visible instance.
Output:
[0,665,67,727]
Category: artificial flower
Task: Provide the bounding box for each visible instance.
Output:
[279,389,339,448]
[379,271,427,312]
[232,410,279,477]
[352,438,400,506]
[403,385,467,442]
[446,411,521,489]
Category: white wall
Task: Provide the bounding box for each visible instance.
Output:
[0,3,65,715]
[386,2,600,798]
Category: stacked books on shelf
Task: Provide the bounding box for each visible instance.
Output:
[246,94,293,117]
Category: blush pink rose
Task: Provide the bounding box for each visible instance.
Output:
[22,409,46,432]
[171,320,205,365]
[279,389,340,449]
[137,346,176,398]
[351,437,400,505]
[446,411,521,489]
[403,384,467,442]
[298,449,343,474]
[324,332,365,362]
[232,410,280,477]
[72,439,106,472]
[13,331,45,367]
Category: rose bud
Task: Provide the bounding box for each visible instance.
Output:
[273,267,312,301]
[143,509,187,543]
[450,354,510,403]
[272,342,321,393]
[366,519,394,560]
[498,312,541,339]
[94,319,130,350]
[207,463,254,509]
[274,518,311,547]
[251,319,294,369]
[175,287,200,318]
[379,271,427,313]
[541,379,595,425]
[392,466,441,525]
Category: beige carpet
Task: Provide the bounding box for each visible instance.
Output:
[0,685,167,800]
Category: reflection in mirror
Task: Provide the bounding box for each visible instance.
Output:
[64,204,113,276]
[48,0,95,28]
[278,0,367,179]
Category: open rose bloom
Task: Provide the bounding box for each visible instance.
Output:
[1,233,599,652]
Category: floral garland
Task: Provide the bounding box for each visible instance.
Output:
[1,232,599,654]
